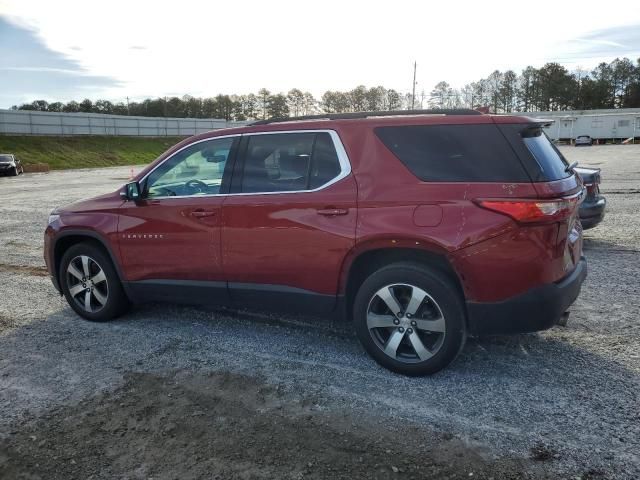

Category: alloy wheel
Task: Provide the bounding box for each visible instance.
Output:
[66,255,109,313]
[366,283,446,363]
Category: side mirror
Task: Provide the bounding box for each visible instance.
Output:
[122,181,141,201]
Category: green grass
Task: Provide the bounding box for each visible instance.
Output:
[0,136,186,170]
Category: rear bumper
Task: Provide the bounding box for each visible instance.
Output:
[466,257,587,335]
[579,196,606,229]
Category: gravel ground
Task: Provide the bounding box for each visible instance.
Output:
[0,146,639,479]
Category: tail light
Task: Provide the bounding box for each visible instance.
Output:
[475,193,582,224]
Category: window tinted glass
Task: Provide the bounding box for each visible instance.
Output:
[522,129,570,180]
[309,133,341,189]
[375,124,529,182]
[145,137,234,198]
[241,132,341,193]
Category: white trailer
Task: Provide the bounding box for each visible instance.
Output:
[522,108,640,142]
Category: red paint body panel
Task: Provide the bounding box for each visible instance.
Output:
[221,176,358,295]
[117,196,225,281]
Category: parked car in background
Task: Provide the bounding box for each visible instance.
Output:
[575,135,593,146]
[0,154,24,176]
[44,110,587,375]
[576,166,606,229]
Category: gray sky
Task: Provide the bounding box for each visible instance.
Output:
[1,0,640,108]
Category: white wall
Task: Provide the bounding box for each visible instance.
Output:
[0,109,246,136]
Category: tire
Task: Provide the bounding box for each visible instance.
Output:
[10,167,18,176]
[353,262,466,376]
[59,242,130,321]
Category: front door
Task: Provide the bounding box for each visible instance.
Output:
[118,135,238,301]
[221,130,357,313]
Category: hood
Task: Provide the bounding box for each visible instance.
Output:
[57,190,125,214]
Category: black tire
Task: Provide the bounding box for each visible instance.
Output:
[10,167,18,176]
[59,242,130,321]
[353,262,466,376]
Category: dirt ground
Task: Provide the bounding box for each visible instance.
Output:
[1,370,560,480]
[0,145,639,479]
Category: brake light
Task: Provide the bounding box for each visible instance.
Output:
[475,195,581,223]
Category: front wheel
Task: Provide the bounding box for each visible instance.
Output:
[60,243,130,321]
[353,262,466,376]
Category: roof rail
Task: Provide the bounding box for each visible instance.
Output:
[249,109,482,126]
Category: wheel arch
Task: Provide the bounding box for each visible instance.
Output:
[52,230,126,292]
[339,241,466,321]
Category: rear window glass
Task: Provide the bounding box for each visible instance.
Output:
[374,124,529,182]
[522,129,570,180]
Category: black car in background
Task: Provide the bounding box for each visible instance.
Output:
[0,154,24,176]
[576,166,606,229]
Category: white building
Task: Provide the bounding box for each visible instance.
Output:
[523,108,640,142]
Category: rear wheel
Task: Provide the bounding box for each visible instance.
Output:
[353,262,466,376]
[60,243,130,321]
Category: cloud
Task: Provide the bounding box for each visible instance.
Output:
[0,16,121,107]
[562,24,640,60]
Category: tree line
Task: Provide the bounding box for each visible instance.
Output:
[429,57,640,113]
[11,57,640,120]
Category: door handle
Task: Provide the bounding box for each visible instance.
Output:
[317,208,349,216]
[190,209,217,218]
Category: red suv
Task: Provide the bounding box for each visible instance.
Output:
[44,110,587,375]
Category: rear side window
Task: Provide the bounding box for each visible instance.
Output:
[374,124,529,182]
[522,128,570,180]
[240,132,342,193]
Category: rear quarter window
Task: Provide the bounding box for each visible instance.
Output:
[522,129,571,181]
[498,124,571,182]
[374,124,530,182]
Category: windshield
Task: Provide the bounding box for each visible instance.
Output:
[0,154,13,162]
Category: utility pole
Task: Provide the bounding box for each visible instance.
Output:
[411,61,417,110]
[126,96,130,116]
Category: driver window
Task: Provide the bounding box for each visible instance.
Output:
[145,137,235,198]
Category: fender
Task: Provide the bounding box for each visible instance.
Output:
[50,228,131,297]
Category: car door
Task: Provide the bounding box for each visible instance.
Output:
[118,135,239,302]
[221,130,357,313]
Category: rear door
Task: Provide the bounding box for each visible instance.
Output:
[221,130,357,313]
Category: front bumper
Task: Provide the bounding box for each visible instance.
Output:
[579,196,606,229]
[466,257,587,335]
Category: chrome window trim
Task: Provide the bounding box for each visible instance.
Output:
[139,129,352,200]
